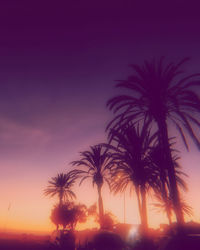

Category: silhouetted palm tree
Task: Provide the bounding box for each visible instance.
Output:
[106,122,159,232]
[149,138,191,226]
[153,193,193,225]
[149,142,187,223]
[107,58,200,224]
[44,172,76,205]
[71,144,112,228]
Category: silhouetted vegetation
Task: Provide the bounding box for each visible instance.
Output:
[150,143,192,224]
[50,202,87,231]
[107,58,200,225]
[44,172,76,205]
[70,145,113,228]
[103,122,159,233]
[42,58,200,249]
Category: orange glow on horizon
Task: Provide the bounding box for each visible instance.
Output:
[1,150,200,235]
[1,188,198,235]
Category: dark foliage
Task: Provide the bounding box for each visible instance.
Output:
[107,58,200,224]
[50,202,87,231]
[71,144,113,228]
[44,172,76,205]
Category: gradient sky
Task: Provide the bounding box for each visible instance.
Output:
[0,1,200,233]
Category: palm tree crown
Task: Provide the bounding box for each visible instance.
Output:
[107,58,200,149]
[71,145,111,188]
[108,123,157,189]
[44,172,76,205]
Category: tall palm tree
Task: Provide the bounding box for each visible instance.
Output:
[107,58,200,224]
[44,172,76,205]
[71,144,112,228]
[106,122,159,232]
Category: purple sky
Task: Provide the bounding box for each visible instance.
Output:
[0,1,200,232]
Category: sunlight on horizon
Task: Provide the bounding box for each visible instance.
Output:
[0,129,199,234]
[0,171,199,235]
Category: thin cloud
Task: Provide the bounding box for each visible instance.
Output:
[0,117,50,146]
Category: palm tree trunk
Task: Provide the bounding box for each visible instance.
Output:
[164,190,172,225]
[97,184,104,228]
[167,209,172,225]
[135,185,148,233]
[135,186,142,223]
[59,189,63,206]
[141,185,148,233]
[157,117,184,224]
[160,178,172,225]
[161,183,172,224]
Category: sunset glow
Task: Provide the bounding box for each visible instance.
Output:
[0,1,200,241]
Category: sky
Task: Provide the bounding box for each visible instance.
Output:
[0,1,200,233]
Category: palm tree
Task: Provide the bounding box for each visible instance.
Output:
[106,122,159,232]
[71,144,112,228]
[151,145,191,225]
[107,58,200,224]
[152,193,193,225]
[44,172,76,205]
